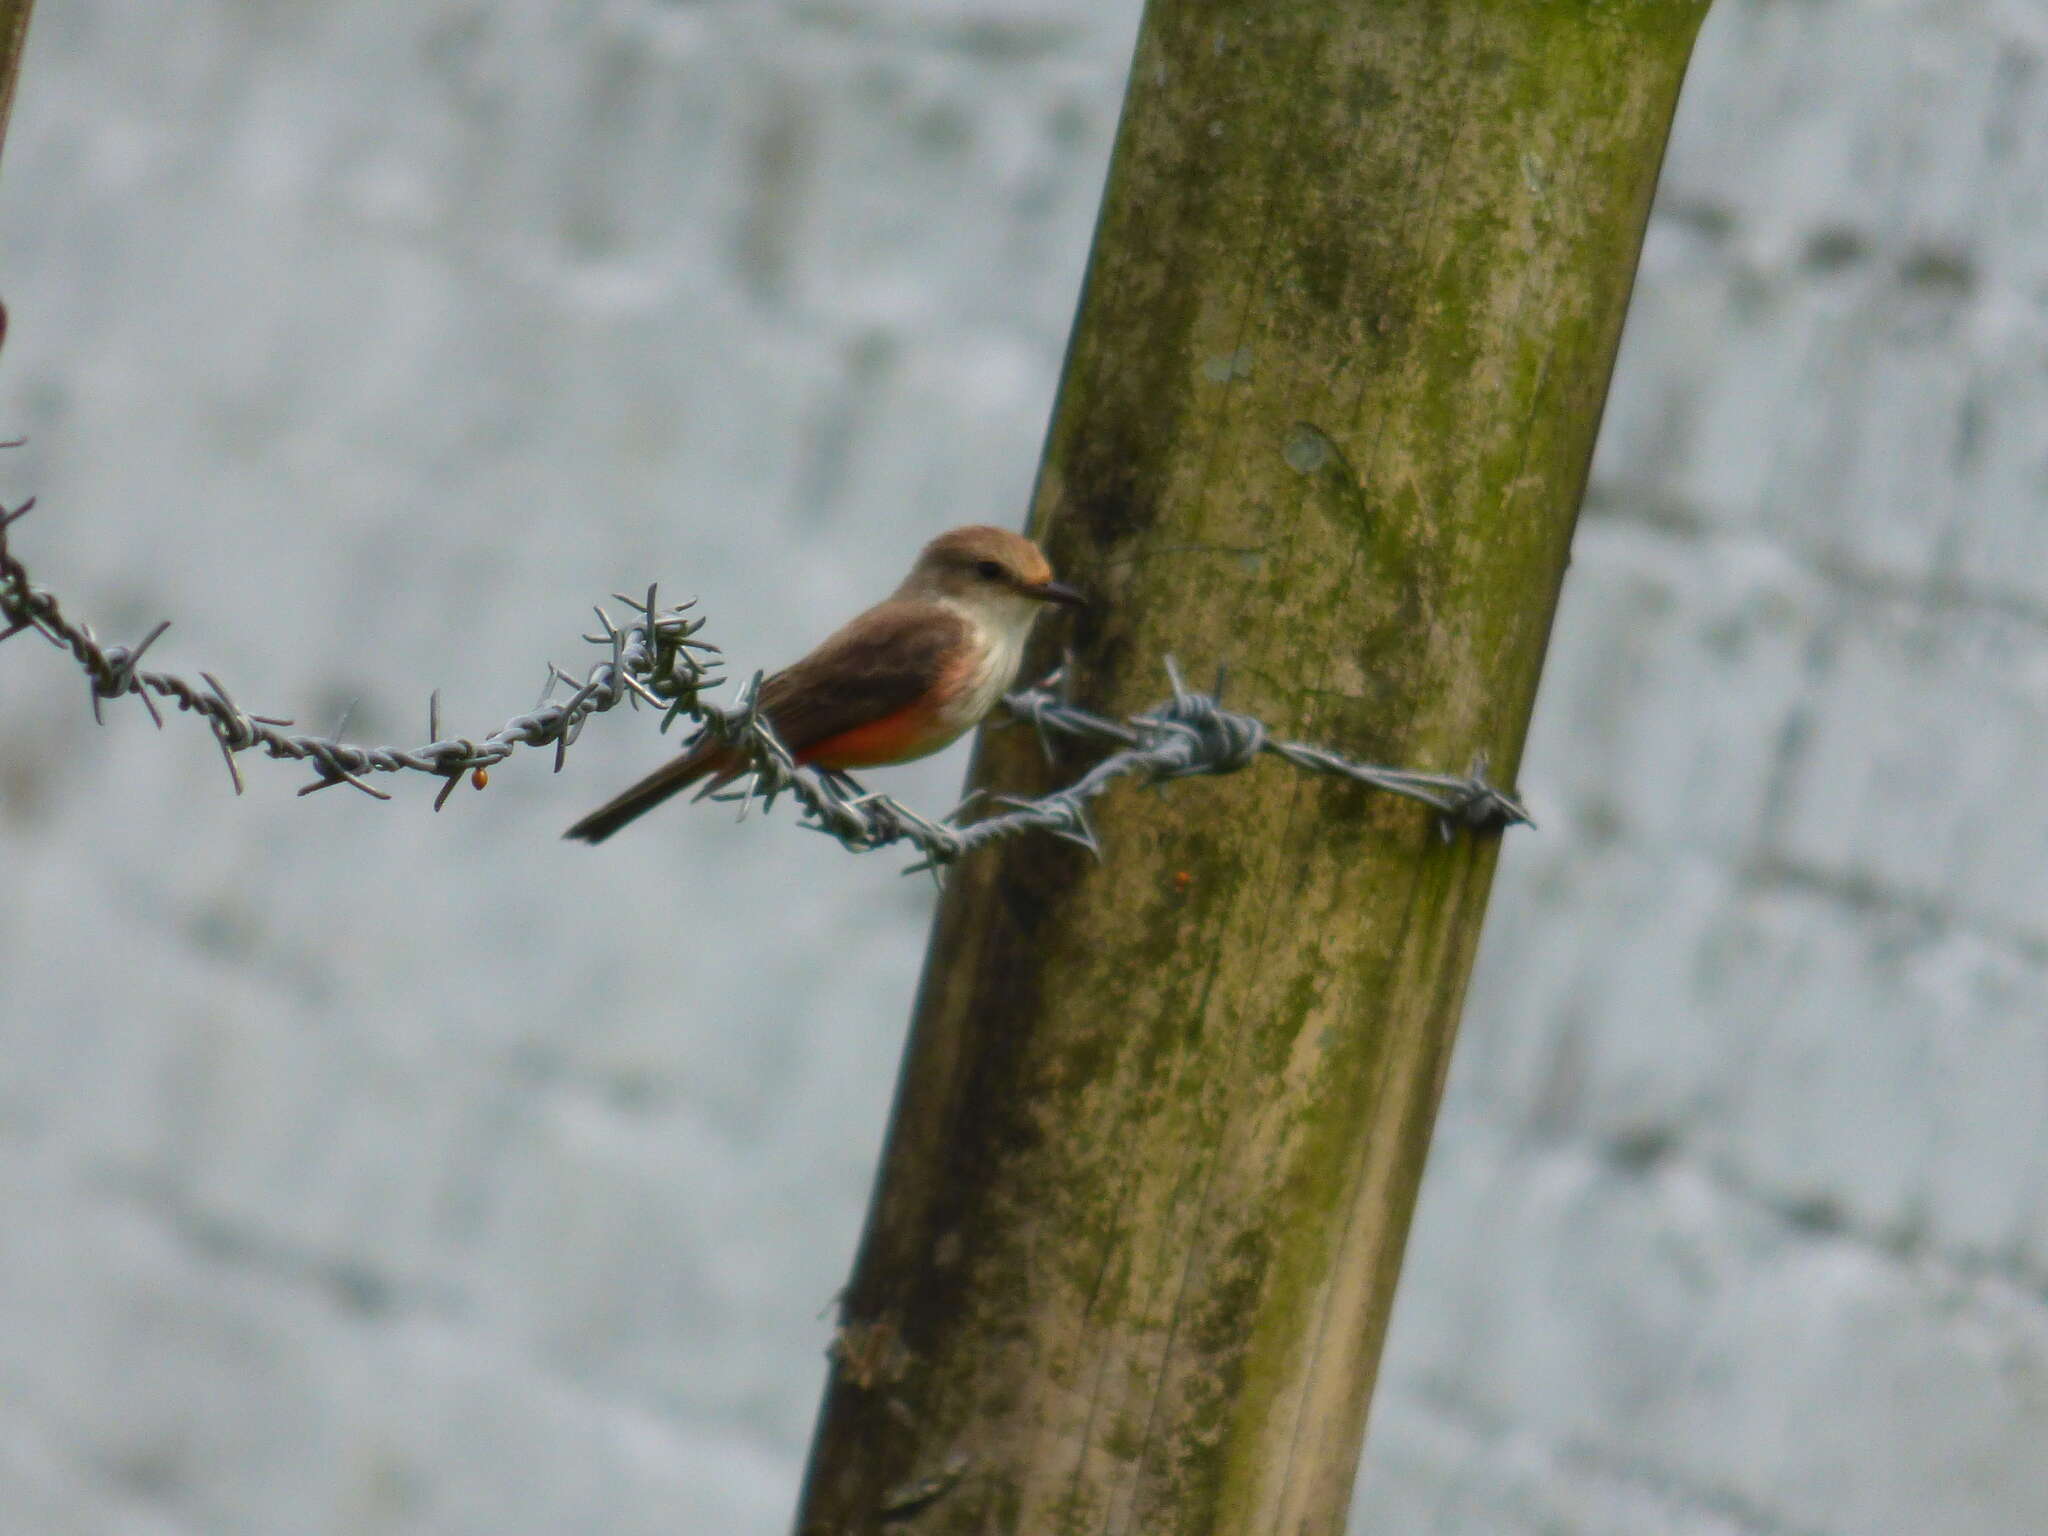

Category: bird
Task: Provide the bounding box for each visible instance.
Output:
[564,524,1084,843]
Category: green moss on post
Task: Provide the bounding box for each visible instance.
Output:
[0,1,29,169]
[795,1,1710,1531]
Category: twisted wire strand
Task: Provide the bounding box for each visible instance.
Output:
[2,502,1530,865]
[905,657,1531,870]
[0,497,720,807]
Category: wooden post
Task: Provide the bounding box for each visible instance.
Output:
[0,0,30,166]
[794,1,1710,1531]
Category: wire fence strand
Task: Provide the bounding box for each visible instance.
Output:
[1,500,1530,864]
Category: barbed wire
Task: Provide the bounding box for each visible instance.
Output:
[0,496,721,807]
[1,498,1529,864]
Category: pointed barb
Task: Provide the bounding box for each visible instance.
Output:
[199,671,244,731]
[298,764,391,801]
[126,619,171,673]
[213,731,247,796]
[942,787,987,826]
[1052,823,1103,861]
[337,767,393,801]
[1047,802,1102,859]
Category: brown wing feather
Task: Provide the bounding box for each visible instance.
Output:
[564,599,967,844]
[755,600,969,753]
[560,735,735,843]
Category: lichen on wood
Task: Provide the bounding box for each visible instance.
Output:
[792,1,1712,1531]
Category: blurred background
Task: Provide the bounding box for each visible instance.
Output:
[0,1,2042,1532]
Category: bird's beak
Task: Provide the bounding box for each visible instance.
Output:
[1028,579,1088,609]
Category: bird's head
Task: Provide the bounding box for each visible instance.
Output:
[899,525,1086,632]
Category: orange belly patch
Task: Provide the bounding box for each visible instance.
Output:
[800,701,966,771]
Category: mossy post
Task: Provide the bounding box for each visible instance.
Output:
[0,1,30,182]
[0,0,30,350]
[795,2,1709,1531]
[0,7,30,436]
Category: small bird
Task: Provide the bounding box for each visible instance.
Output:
[564,524,1084,843]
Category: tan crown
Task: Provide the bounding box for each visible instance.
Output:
[895,524,1065,604]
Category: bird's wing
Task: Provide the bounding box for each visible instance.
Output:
[756,599,973,753]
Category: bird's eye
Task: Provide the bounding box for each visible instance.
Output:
[974,560,1005,581]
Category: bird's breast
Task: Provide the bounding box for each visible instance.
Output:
[934,606,1030,732]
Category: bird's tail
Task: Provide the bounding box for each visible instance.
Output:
[562,736,741,844]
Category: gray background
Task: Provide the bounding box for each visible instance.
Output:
[1,2,2042,1533]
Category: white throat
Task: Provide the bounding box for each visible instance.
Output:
[938,593,1042,725]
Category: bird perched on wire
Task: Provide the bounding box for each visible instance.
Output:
[564,524,1085,844]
